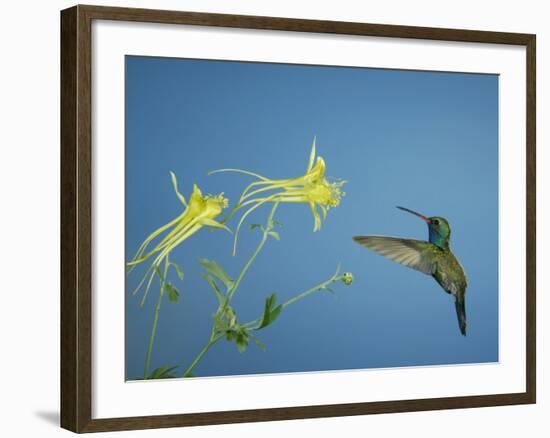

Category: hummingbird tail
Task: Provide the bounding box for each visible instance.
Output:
[455,297,467,336]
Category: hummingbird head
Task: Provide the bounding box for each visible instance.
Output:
[396,206,451,249]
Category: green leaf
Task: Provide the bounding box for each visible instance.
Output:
[149,365,168,378]
[269,305,282,325]
[204,275,225,306]
[250,334,266,351]
[169,262,184,280]
[236,331,249,353]
[212,313,229,333]
[148,365,178,379]
[256,293,283,330]
[152,265,163,280]
[164,283,180,303]
[249,223,261,230]
[199,259,234,291]
[267,231,280,241]
[205,275,220,293]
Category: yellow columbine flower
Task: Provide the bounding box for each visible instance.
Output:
[210,138,345,254]
[128,172,230,303]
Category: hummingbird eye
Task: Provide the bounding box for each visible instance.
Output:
[432,219,439,225]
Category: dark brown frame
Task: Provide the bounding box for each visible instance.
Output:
[61,4,536,433]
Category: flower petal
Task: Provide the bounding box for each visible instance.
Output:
[306,136,316,172]
[170,171,187,206]
[200,218,233,234]
[309,202,321,231]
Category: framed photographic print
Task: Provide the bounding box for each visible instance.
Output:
[60,4,536,433]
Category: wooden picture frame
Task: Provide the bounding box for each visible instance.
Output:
[60,4,536,433]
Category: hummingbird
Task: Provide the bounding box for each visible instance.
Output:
[353,206,468,336]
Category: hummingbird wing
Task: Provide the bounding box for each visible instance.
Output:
[354,235,468,336]
[352,236,439,275]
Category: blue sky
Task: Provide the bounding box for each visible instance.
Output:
[125,56,498,379]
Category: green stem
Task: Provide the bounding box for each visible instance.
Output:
[228,202,279,301]
[181,203,280,377]
[143,257,170,379]
[243,268,343,328]
[281,273,340,309]
[182,331,224,377]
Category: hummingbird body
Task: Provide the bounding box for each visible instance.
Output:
[353,207,468,336]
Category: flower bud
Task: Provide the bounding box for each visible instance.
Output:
[341,272,354,286]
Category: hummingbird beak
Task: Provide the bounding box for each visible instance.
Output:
[397,206,430,223]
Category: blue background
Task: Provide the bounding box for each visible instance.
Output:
[125,56,499,379]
